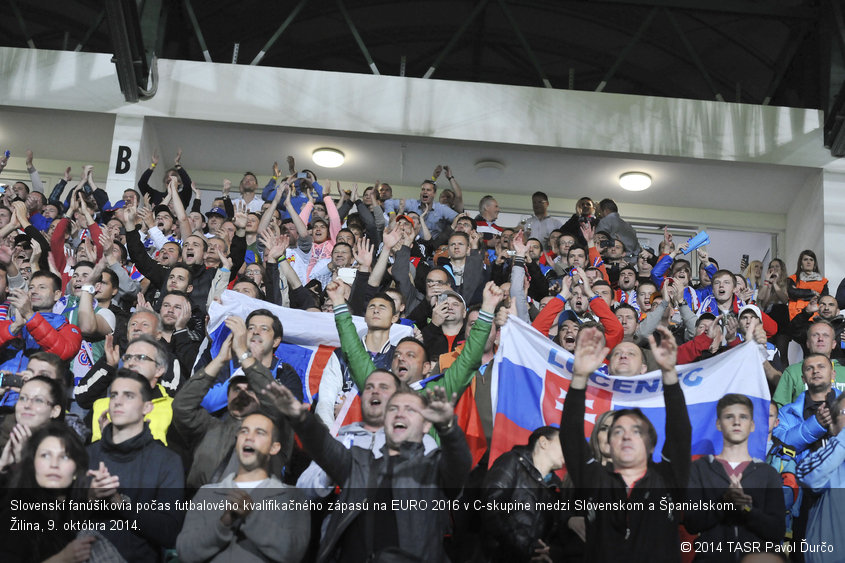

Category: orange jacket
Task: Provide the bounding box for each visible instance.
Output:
[787,275,828,320]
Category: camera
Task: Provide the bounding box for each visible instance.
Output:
[0,371,24,389]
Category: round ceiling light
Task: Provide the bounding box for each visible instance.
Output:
[312,148,345,168]
[618,171,652,191]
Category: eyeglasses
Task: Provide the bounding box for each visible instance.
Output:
[426,280,449,286]
[122,354,156,363]
[18,395,52,407]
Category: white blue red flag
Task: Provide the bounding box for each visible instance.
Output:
[489,316,771,465]
[206,291,411,403]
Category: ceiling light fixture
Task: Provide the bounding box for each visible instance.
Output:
[618,171,652,191]
[312,148,345,168]
[474,159,505,181]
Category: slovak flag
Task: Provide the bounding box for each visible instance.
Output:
[489,316,771,466]
[205,291,412,403]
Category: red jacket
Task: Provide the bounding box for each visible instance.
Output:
[0,313,82,361]
[532,294,623,351]
[50,218,103,292]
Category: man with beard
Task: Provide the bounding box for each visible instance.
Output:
[230,171,265,213]
[790,294,845,359]
[299,370,438,497]
[173,321,290,490]
[157,291,201,385]
[615,265,639,310]
[774,320,845,407]
[176,411,310,563]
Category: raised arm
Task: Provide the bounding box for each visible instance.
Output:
[263,381,354,486]
[257,179,285,234]
[284,189,310,243]
[322,182,342,242]
[328,282,377,390]
[440,282,501,398]
[167,176,193,238]
[368,225,402,289]
[561,327,609,488]
[442,165,464,212]
[649,325,691,487]
[25,150,44,193]
[76,294,112,340]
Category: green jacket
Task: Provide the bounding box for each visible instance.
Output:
[333,303,493,400]
[772,358,845,407]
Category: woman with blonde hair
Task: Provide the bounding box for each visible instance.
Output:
[743,260,764,302]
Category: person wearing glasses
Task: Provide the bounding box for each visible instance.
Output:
[88,335,174,445]
[0,376,66,473]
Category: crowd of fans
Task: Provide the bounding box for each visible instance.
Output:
[0,148,843,563]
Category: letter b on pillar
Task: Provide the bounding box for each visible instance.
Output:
[107,115,148,197]
[115,146,132,174]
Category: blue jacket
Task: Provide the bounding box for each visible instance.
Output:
[651,253,718,310]
[262,178,323,219]
[773,389,842,463]
[796,432,845,562]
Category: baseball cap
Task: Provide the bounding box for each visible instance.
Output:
[738,304,763,321]
[438,290,466,310]
[205,207,226,219]
[104,200,126,212]
[558,310,581,327]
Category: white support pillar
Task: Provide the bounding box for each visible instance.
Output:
[106,115,157,202]
[822,170,845,290]
[785,171,824,272]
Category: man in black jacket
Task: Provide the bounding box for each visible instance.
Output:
[561,324,691,563]
[267,381,472,563]
[685,394,785,561]
[789,295,845,360]
[123,203,246,309]
[87,370,184,563]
